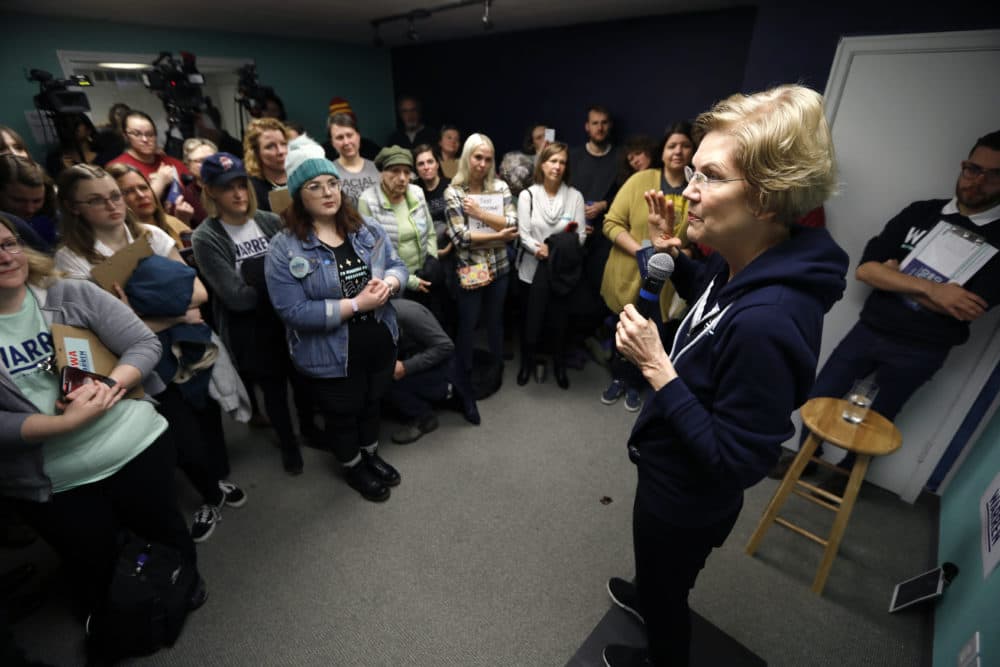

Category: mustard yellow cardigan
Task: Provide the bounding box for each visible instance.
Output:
[600,169,689,321]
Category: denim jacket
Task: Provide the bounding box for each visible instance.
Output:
[264,220,409,379]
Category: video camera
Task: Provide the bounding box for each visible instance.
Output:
[142,51,209,156]
[28,69,93,115]
[236,64,275,117]
[143,51,207,119]
[26,68,94,158]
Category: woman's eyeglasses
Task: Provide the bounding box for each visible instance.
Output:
[684,165,745,188]
[75,192,126,208]
[121,184,152,197]
[303,180,341,195]
[0,237,23,255]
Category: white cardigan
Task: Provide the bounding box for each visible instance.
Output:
[516,183,586,283]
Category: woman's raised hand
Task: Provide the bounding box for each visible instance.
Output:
[644,190,682,254]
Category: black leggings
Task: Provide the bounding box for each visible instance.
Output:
[155,384,229,505]
[228,309,299,452]
[632,493,739,666]
[309,321,396,464]
[239,372,299,452]
[16,432,195,612]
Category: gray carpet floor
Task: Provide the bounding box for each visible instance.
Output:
[6,356,936,666]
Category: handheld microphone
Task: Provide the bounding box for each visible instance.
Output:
[616,253,675,452]
[610,252,675,394]
[634,252,675,320]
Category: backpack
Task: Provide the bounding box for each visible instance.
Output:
[85,533,197,661]
[471,347,503,400]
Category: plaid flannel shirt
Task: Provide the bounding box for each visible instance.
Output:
[443,179,518,277]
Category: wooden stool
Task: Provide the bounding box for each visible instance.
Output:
[745,397,902,594]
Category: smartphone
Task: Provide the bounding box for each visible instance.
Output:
[165,178,183,205]
[544,128,555,143]
[60,366,117,398]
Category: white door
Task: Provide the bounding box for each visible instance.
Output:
[810,30,1000,502]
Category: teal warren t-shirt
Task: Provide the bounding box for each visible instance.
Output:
[0,290,166,493]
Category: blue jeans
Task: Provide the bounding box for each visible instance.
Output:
[802,321,949,465]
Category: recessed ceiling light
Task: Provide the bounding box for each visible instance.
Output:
[97,62,149,70]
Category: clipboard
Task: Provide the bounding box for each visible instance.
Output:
[468,193,503,232]
[89,233,153,293]
[51,323,144,399]
[268,188,291,214]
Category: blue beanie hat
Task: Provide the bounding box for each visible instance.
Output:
[285,134,340,198]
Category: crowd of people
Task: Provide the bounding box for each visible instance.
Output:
[2,84,998,667]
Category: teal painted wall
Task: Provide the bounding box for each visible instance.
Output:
[0,12,395,158]
[934,411,1000,666]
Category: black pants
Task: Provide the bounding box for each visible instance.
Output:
[633,493,739,666]
[155,384,228,505]
[229,310,299,452]
[455,273,510,373]
[16,433,196,612]
[387,362,450,420]
[521,278,573,366]
[405,284,448,334]
[309,321,396,464]
[238,371,299,451]
[800,321,948,465]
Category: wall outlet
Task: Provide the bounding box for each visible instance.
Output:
[958,631,980,667]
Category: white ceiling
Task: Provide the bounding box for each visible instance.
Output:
[6,0,750,46]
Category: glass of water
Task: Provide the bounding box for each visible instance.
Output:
[842,379,879,424]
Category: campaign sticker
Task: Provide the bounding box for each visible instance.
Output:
[289,256,311,279]
[64,337,95,372]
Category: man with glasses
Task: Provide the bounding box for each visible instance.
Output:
[771,129,1000,480]
[108,110,190,200]
[385,95,437,150]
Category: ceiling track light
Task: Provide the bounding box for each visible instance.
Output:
[370,0,495,46]
[483,0,493,30]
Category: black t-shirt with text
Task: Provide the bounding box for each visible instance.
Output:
[325,240,374,322]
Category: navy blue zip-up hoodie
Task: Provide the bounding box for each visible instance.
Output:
[629,225,849,526]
